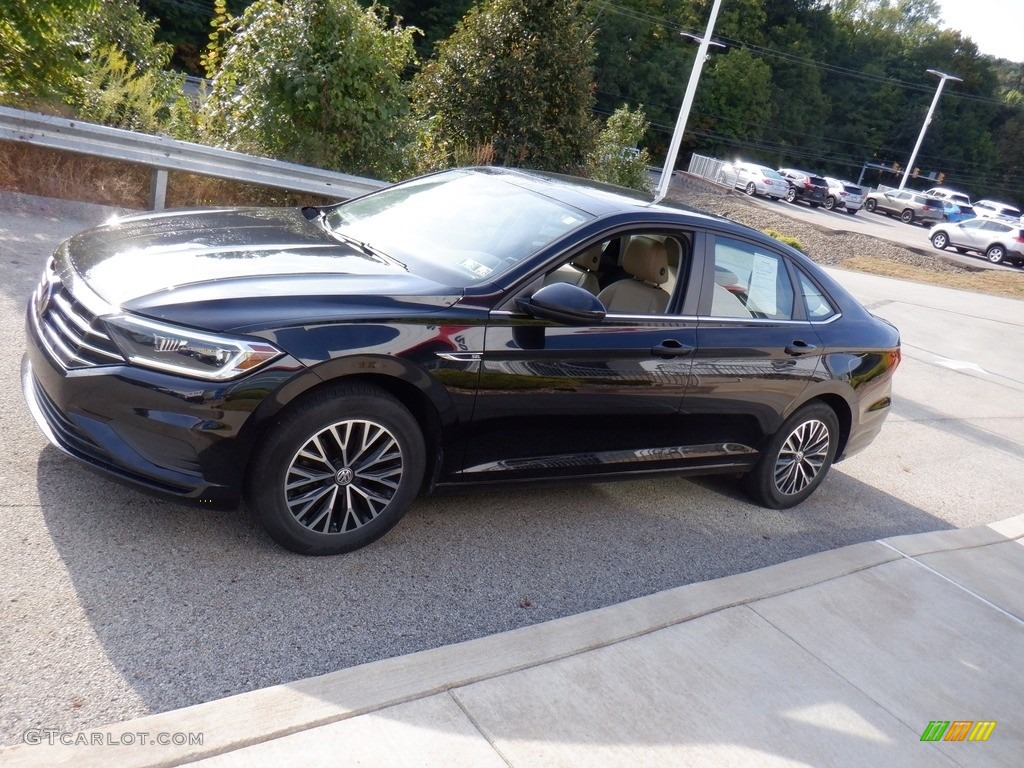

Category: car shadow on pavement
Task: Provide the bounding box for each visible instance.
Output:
[17,440,956,743]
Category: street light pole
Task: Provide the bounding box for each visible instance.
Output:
[897,69,961,191]
[654,0,725,204]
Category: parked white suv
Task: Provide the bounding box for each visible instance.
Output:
[925,187,972,212]
[972,199,1021,223]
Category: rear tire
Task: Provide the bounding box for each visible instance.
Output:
[785,188,797,203]
[900,209,914,224]
[824,196,837,211]
[742,402,839,509]
[246,383,426,555]
[986,245,1006,264]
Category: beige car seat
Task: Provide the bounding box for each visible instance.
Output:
[596,236,671,314]
[543,243,602,294]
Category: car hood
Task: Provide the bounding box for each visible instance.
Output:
[55,207,462,330]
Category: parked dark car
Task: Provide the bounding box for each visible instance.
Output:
[23,168,901,555]
[822,177,865,214]
[929,218,1024,265]
[777,168,829,207]
[863,189,944,225]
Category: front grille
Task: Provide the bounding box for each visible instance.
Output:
[35,261,123,370]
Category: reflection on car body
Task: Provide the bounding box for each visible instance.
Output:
[23,168,901,555]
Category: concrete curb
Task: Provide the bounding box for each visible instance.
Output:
[4,515,1022,768]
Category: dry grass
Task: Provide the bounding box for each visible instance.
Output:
[0,141,331,210]
[841,254,1024,299]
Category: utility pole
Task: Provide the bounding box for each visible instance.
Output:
[654,0,725,204]
[898,69,961,191]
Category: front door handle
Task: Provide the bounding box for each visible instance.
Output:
[651,340,694,358]
[785,340,818,356]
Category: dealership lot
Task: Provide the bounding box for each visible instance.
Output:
[2,193,1023,745]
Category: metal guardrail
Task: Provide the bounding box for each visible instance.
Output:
[0,106,387,210]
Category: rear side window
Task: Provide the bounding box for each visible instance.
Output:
[710,237,795,320]
[797,270,836,320]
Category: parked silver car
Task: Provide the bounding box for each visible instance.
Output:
[929,218,1024,265]
[863,189,944,225]
[823,177,865,214]
[717,162,788,200]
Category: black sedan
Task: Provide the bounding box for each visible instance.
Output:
[22,168,900,555]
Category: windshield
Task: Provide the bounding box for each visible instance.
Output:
[325,170,593,285]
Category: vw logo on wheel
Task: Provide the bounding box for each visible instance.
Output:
[334,467,354,486]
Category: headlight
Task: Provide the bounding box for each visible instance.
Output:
[104,314,282,381]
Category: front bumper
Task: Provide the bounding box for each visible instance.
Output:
[22,305,301,508]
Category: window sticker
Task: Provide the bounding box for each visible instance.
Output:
[748,252,779,316]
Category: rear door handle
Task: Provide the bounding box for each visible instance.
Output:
[651,340,694,358]
[785,340,818,356]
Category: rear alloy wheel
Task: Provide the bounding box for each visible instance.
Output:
[986,245,1006,264]
[930,232,949,250]
[246,383,425,555]
[743,402,839,509]
[745,182,757,196]
[824,196,837,211]
[864,199,877,212]
[900,209,915,224]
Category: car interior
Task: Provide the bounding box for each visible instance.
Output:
[539,232,690,315]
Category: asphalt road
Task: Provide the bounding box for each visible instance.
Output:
[2,192,1023,746]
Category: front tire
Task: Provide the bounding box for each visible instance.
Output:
[246,383,426,555]
[785,188,797,203]
[864,199,877,212]
[742,402,839,509]
[745,182,757,196]
[986,245,1006,264]
[931,231,949,250]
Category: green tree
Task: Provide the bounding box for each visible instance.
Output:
[586,104,652,191]
[199,0,417,180]
[412,0,597,173]
[0,0,97,106]
[67,0,186,133]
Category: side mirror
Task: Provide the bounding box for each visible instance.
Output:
[515,282,606,325]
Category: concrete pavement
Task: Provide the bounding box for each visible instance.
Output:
[3,514,1021,767]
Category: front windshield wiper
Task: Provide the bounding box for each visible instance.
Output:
[304,206,407,270]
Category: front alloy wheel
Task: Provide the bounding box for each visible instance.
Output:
[931,232,949,250]
[743,402,839,509]
[246,383,425,555]
[745,182,757,196]
[785,188,797,203]
[864,198,877,212]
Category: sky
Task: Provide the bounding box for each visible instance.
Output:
[936,0,1024,62]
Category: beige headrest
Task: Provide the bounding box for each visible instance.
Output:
[623,237,668,285]
[572,243,602,272]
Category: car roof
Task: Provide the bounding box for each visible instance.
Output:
[472,166,731,222]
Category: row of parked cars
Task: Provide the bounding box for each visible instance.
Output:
[717,160,1024,267]
[717,162,862,214]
